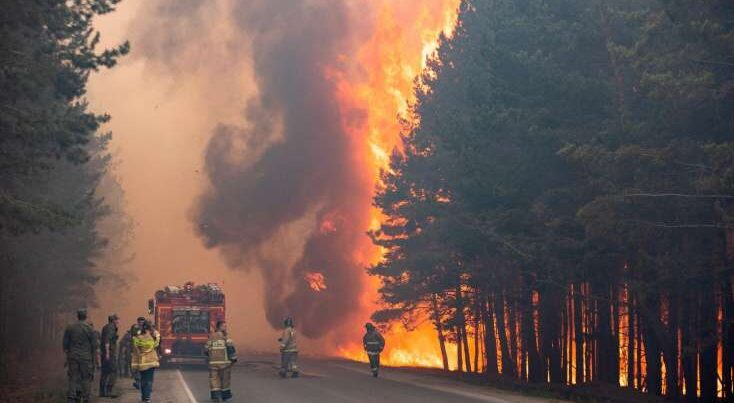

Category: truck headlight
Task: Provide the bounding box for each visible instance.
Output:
[164,348,172,355]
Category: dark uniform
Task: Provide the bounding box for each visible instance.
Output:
[118,330,133,377]
[363,323,385,377]
[63,312,97,403]
[99,317,119,396]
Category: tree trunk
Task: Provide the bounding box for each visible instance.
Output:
[463,323,472,373]
[642,323,661,395]
[723,275,734,401]
[596,282,617,385]
[483,294,498,376]
[699,282,717,403]
[522,288,540,382]
[635,313,642,390]
[681,287,698,401]
[456,284,472,373]
[508,301,518,378]
[635,284,679,397]
[456,325,463,373]
[474,311,480,372]
[540,286,563,383]
[627,292,635,388]
[496,292,516,378]
[666,294,679,398]
[574,283,584,384]
[432,294,450,371]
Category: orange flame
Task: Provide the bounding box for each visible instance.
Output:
[340,321,455,369]
[331,0,460,367]
[319,219,338,234]
[304,272,327,292]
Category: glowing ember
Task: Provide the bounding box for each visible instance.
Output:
[304,272,327,292]
[320,219,338,234]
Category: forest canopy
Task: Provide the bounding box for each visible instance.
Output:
[0,0,129,380]
[370,1,734,401]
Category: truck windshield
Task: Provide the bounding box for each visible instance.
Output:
[172,309,210,334]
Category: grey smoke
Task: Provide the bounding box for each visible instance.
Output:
[133,0,373,338]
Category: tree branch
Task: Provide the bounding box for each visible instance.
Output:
[621,219,733,229]
[622,193,734,199]
[690,58,734,67]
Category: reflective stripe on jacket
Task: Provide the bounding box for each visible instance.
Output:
[132,332,160,371]
[206,331,235,368]
[363,330,385,354]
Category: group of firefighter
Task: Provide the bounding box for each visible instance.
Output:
[63,310,386,403]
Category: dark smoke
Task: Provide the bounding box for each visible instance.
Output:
[194,1,372,338]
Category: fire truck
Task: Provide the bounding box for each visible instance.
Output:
[147,281,225,365]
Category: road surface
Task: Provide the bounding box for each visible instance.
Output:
[118,355,568,403]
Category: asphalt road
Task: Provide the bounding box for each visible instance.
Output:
[162,355,567,403]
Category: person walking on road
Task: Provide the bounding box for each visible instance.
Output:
[363,322,385,377]
[131,317,145,390]
[131,320,160,403]
[278,317,299,378]
[99,314,120,397]
[63,308,98,403]
[205,320,237,401]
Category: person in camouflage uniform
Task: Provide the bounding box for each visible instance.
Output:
[118,329,133,377]
[99,314,120,397]
[62,309,98,403]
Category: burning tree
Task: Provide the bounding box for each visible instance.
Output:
[371,0,734,401]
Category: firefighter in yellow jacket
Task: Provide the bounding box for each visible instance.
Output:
[205,320,237,402]
[131,320,160,403]
[278,317,299,378]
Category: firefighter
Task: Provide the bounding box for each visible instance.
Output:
[278,317,299,378]
[205,320,237,402]
[129,324,141,389]
[131,320,160,403]
[99,314,120,397]
[132,317,145,389]
[363,323,385,377]
[63,308,98,403]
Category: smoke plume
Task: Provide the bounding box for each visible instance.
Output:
[193,1,373,338]
[112,0,457,345]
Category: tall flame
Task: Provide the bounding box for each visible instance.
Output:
[335,0,460,367]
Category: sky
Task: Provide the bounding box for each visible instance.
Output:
[87,0,275,348]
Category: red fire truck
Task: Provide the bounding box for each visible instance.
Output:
[147,281,225,365]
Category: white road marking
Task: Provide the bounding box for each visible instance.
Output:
[333,364,513,403]
[176,369,198,403]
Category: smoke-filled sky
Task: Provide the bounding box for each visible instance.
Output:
[88,0,457,352]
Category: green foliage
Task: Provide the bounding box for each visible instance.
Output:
[1,0,129,233]
[0,0,129,380]
[371,0,734,396]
